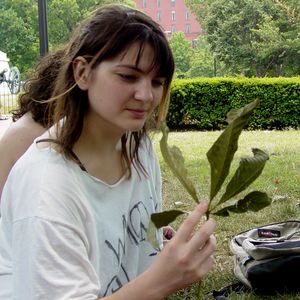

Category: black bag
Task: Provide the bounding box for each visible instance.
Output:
[229,220,300,295]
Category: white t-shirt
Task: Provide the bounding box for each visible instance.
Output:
[0,136,162,299]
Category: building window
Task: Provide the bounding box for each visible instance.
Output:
[171,25,176,33]
[185,11,190,20]
[157,0,161,8]
[157,11,161,21]
[171,10,176,21]
[185,24,191,33]
[142,0,147,8]
[171,0,176,7]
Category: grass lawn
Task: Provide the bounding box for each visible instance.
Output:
[151,129,300,300]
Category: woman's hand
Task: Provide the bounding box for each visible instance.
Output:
[145,201,216,299]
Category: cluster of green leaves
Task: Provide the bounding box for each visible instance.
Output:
[149,100,271,244]
[168,32,193,77]
[0,0,135,76]
[185,0,300,77]
[167,77,300,130]
[168,32,227,79]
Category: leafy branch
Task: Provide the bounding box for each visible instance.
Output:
[148,99,271,245]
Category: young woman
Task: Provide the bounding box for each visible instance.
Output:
[0,49,64,197]
[0,5,216,299]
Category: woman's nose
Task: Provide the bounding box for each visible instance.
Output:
[134,80,154,102]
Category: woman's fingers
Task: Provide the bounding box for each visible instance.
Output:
[175,202,209,242]
[195,254,215,279]
[151,203,217,294]
[189,218,216,253]
[191,235,216,279]
[197,235,217,263]
[172,201,216,266]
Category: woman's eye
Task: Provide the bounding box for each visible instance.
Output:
[152,79,164,87]
[119,74,136,81]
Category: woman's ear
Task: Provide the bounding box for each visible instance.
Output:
[73,56,90,90]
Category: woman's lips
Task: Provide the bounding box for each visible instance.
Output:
[127,109,147,118]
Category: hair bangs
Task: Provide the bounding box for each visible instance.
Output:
[147,33,174,84]
[89,22,174,87]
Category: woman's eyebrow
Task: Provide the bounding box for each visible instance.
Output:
[116,64,143,72]
[115,64,143,72]
[115,64,164,78]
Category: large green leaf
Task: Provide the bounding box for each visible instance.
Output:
[206,99,260,202]
[217,148,269,205]
[147,209,185,250]
[160,122,199,203]
[212,191,271,216]
[147,220,161,251]
[151,210,186,229]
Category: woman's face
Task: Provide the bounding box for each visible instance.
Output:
[80,43,165,136]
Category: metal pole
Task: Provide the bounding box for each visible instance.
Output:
[213,55,217,77]
[38,0,49,57]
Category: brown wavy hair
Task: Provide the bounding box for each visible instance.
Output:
[12,49,65,127]
[48,4,175,177]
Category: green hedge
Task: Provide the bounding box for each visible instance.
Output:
[167,77,300,130]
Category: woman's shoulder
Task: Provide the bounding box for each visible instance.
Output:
[3,142,88,220]
[2,155,91,230]
[12,140,76,180]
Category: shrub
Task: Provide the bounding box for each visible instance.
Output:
[168,77,300,130]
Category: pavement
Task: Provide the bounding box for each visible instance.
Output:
[0,117,12,139]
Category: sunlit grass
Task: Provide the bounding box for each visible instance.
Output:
[152,129,300,299]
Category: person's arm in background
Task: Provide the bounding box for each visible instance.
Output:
[0,113,45,197]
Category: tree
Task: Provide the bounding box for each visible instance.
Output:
[0,6,39,74]
[186,36,227,78]
[169,32,193,78]
[0,0,136,77]
[48,0,82,47]
[185,0,300,77]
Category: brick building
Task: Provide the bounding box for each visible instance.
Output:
[135,0,201,42]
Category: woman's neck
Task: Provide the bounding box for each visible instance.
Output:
[72,116,126,184]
